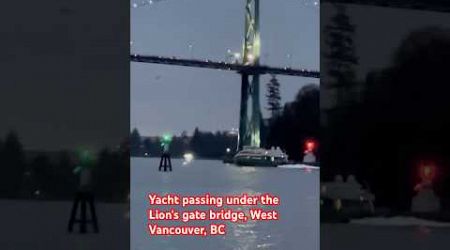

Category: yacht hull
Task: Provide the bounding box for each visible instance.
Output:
[234,156,279,167]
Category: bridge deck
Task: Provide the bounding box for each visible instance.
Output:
[324,0,450,13]
[130,54,320,78]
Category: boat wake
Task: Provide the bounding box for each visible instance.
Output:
[278,164,320,170]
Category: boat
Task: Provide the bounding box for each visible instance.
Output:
[321,175,375,222]
[233,146,289,167]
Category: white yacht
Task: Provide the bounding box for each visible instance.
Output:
[233,146,289,167]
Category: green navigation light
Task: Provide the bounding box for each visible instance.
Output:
[75,148,95,167]
[161,133,173,144]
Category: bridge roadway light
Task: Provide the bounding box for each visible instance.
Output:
[225,49,234,63]
[233,53,241,63]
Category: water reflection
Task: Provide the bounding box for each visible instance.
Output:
[131,158,319,250]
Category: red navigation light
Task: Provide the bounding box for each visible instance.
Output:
[304,139,317,153]
[419,164,436,183]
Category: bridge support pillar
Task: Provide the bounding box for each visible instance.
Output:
[239,74,250,150]
[249,74,261,147]
[238,73,261,150]
[238,0,261,150]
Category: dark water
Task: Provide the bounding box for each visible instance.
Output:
[322,223,450,250]
[131,157,319,250]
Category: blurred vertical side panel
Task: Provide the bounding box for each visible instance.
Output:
[0,0,129,249]
[321,1,450,250]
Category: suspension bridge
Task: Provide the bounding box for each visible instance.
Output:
[131,0,450,150]
[131,0,320,150]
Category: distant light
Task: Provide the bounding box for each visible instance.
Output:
[226,148,231,153]
[132,3,138,8]
[162,133,172,143]
[246,53,255,63]
[144,152,149,156]
[304,139,317,153]
[228,128,238,135]
[183,153,194,163]
[419,164,436,182]
[233,53,241,59]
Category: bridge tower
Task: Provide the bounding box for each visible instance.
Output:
[238,0,261,150]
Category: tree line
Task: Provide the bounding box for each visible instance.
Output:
[131,82,320,162]
[0,131,129,202]
[322,4,450,211]
[130,128,238,159]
